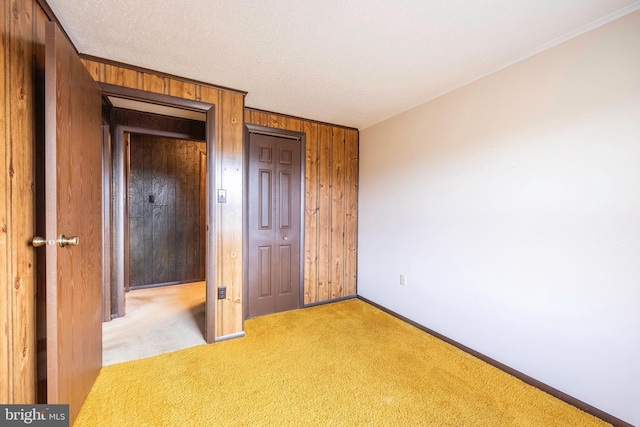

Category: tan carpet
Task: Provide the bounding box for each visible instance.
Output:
[102,281,206,365]
[80,299,609,426]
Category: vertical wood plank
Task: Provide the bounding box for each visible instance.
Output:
[303,121,319,304]
[8,0,36,403]
[141,72,165,95]
[198,86,220,105]
[330,128,345,298]
[141,136,154,285]
[128,137,144,287]
[169,80,196,100]
[175,138,188,281]
[344,129,358,296]
[252,111,269,127]
[216,90,244,338]
[166,138,178,280]
[151,139,169,283]
[184,142,197,279]
[0,0,10,404]
[286,117,303,132]
[104,64,138,88]
[269,114,287,129]
[317,124,332,302]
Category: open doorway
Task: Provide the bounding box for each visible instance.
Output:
[100,91,216,364]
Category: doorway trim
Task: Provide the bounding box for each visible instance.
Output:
[99,83,217,343]
[243,124,306,320]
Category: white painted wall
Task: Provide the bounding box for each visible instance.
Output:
[358,11,640,425]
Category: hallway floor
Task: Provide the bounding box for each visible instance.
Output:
[102,281,206,366]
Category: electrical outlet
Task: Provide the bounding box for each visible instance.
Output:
[218,286,226,299]
[400,274,407,287]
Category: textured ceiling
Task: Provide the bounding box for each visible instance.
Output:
[47,0,640,129]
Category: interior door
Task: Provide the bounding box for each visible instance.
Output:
[40,22,103,423]
[248,133,302,317]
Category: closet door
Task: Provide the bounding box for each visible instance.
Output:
[247,133,301,317]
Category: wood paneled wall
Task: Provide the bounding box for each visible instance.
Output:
[81,58,245,339]
[1,0,49,403]
[244,109,359,304]
[1,0,358,403]
[129,135,206,287]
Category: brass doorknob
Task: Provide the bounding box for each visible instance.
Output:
[32,236,53,247]
[58,235,79,247]
[31,235,79,248]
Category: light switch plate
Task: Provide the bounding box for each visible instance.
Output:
[217,189,227,203]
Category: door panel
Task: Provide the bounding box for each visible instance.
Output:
[248,133,301,317]
[279,171,291,228]
[44,22,102,423]
[259,169,272,229]
[258,246,272,298]
[279,245,292,294]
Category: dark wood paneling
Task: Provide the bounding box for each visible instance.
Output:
[175,141,188,281]
[128,135,206,287]
[245,109,359,306]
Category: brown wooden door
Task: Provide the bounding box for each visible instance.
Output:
[43,22,102,423]
[248,133,302,317]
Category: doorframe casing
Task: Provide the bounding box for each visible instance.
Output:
[99,83,217,343]
[243,124,306,320]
